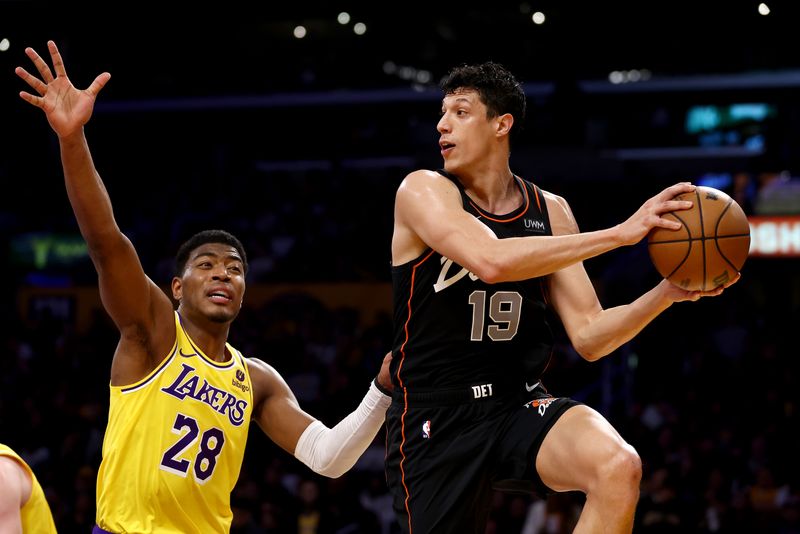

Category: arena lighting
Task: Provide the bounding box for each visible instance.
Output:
[382,61,433,85]
[748,216,800,257]
[608,69,652,84]
[583,70,800,93]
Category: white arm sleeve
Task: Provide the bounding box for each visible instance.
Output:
[293,380,392,478]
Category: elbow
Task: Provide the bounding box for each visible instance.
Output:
[572,339,610,362]
[314,464,347,479]
[461,238,523,283]
[575,348,604,362]
[301,455,349,479]
[85,229,128,260]
[471,255,508,285]
[476,266,502,285]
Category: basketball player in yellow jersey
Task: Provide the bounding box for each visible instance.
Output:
[16,41,394,534]
[0,443,58,533]
[95,309,256,531]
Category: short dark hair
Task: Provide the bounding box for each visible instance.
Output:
[175,229,248,276]
[440,61,526,141]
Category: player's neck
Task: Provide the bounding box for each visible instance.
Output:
[181,314,232,362]
[462,168,519,215]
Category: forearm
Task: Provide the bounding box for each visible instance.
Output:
[573,284,673,361]
[59,131,120,245]
[489,227,625,282]
[293,380,391,478]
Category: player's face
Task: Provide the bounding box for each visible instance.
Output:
[175,243,245,323]
[437,89,498,174]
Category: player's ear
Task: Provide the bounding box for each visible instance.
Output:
[496,113,513,137]
[172,277,183,301]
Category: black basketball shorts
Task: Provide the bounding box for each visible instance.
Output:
[384,382,581,534]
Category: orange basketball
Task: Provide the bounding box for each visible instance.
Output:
[647,185,751,291]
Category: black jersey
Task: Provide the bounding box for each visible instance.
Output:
[391,170,554,391]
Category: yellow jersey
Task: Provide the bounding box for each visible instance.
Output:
[0,443,58,534]
[96,311,254,533]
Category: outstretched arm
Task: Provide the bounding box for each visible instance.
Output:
[545,193,738,361]
[250,352,393,478]
[393,169,696,283]
[16,41,175,381]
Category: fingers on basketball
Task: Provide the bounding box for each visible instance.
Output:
[647,186,751,291]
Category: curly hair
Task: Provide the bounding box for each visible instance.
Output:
[440,61,526,142]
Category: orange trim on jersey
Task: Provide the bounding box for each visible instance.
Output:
[533,184,542,212]
[396,248,435,534]
[467,176,530,223]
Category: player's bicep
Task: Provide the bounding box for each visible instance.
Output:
[548,263,602,342]
[249,359,316,455]
[544,192,601,340]
[394,171,497,267]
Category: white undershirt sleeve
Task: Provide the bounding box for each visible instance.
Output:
[293,379,392,478]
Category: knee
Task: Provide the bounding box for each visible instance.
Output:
[603,443,642,493]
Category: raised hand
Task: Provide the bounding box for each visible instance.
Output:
[616,182,696,246]
[15,40,110,138]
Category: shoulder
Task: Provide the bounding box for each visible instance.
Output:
[541,190,580,235]
[246,357,282,383]
[0,454,31,504]
[541,189,569,211]
[0,453,23,474]
[400,169,455,189]
[245,357,292,406]
[396,169,461,210]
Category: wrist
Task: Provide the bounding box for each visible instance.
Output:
[609,224,631,247]
[372,377,393,397]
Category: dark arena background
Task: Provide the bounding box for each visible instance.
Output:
[1,2,798,532]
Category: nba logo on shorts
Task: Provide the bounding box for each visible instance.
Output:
[422,420,431,439]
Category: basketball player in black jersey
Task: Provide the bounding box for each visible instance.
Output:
[384,61,738,533]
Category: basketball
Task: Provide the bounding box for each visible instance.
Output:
[647,185,751,291]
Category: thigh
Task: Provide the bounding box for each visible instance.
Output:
[535,404,636,493]
[385,401,496,534]
[492,393,580,496]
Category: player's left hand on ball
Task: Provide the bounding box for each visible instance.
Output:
[662,272,741,302]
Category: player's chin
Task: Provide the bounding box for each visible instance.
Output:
[206,306,240,324]
[442,160,461,174]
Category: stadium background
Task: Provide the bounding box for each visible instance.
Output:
[1,2,798,532]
